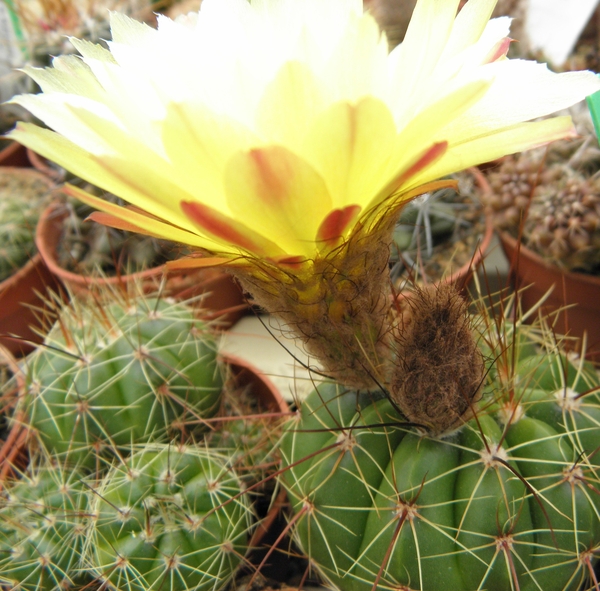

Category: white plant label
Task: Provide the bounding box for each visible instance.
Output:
[527,0,600,66]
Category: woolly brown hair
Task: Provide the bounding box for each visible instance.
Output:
[390,282,484,436]
[229,217,397,390]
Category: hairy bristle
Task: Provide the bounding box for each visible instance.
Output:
[390,282,484,436]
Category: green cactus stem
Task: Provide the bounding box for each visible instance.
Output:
[279,323,600,591]
[0,458,93,591]
[21,293,223,468]
[88,443,252,591]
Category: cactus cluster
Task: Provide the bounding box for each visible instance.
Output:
[0,289,264,590]
[0,458,94,591]
[0,168,53,282]
[483,130,600,274]
[90,444,251,591]
[279,297,600,591]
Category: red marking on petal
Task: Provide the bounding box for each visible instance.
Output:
[485,37,512,63]
[166,256,234,270]
[316,205,362,246]
[270,254,309,269]
[181,201,263,253]
[395,141,448,188]
[248,148,288,205]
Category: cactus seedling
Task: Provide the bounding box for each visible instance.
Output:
[279,298,600,591]
[88,443,252,591]
[21,291,224,468]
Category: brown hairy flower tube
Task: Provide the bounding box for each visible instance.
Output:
[390,282,484,436]
[229,218,397,390]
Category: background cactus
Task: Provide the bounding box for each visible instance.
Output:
[0,457,93,591]
[20,291,224,468]
[88,443,252,591]
[57,195,187,276]
[278,301,600,591]
[390,172,486,285]
[0,168,53,282]
[482,105,600,274]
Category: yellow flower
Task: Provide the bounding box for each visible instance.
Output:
[8,0,600,389]
[9,0,600,267]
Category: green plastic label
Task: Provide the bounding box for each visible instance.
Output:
[586,74,600,142]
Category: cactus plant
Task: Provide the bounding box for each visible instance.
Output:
[482,105,600,275]
[0,457,94,591]
[56,195,186,277]
[88,443,252,591]
[278,297,600,591]
[20,291,224,468]
[390,172,489,286]
[0,167,53,282]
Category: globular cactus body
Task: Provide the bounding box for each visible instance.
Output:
[89,444,251,591]
[24,296,223,467]
[0,462,92,591]
[280,346,600,591]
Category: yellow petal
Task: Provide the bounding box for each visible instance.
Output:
[389,0,461,106]
[163,101,257,214]
[442,61,600,139]
[8,123,193,234]
[410,116,577,187]
[256,61,327,148]
[224,145,333,256]
[181,199,286,257]
[63,184,215,249]
[444,0,496,58]
[300,96,397,209]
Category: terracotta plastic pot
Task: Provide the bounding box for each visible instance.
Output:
[0,255,61,357]
[474,166,600,361]
[499,231,600,361]
[36,201,247,327]
[0,167,61,356]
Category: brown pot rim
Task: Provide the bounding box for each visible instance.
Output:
[498,229,600,287]
[36,200,181,289]
[0,253,44,293]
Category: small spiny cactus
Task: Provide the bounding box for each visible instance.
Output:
[19,291,224,468]
[0,457,93,591]
[88,443,252,591]
[483,108,600,274]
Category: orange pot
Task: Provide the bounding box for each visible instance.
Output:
[36,201,247,327]
[0,167,61,356]
[499,231,600,361]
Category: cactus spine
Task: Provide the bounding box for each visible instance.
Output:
[88,444,251,591]
[279,302,600,591]
[21,292,224,468]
